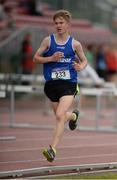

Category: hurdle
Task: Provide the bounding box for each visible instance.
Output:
[79,85,117,132]
[0,88,17,140]
[1,84,117,131]
[0,73,49,128]
[0,73,117,131]
[0,83,50,128]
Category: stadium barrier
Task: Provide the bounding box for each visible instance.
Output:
[0,73,117,132]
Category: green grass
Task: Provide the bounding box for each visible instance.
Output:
[50,172,117,179]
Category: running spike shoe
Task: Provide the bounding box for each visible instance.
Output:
[69,109,79,130]
[43,145,56,162]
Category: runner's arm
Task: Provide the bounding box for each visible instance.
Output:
[73,40,88,71]
[33,37,64,64]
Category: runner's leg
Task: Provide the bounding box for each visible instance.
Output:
[51,95,74,149]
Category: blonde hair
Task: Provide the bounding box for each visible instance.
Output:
[53,9,71,22]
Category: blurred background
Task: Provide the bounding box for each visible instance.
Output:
[1,1,117,176]
[0,0,117,80]
[0,0,117,130]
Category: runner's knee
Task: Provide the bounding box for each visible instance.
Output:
[55,110,66,121]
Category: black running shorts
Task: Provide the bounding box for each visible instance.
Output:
[44,80,77,102]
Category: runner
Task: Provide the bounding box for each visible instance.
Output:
[33,9,87,162]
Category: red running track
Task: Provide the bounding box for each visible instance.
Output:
[0,115,117,172]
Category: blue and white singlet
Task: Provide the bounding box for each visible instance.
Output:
[43,34,78,82]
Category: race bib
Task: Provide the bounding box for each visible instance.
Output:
[51,68,70,80]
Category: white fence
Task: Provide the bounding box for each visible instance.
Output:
[0,73,117,132]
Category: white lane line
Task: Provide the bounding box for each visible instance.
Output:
[0,142,117,153]
[0,153,117,164]
[0,136,16,141]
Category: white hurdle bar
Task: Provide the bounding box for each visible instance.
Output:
[0,73,44,82]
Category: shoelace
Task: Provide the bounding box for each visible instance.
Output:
[48,145,55,158]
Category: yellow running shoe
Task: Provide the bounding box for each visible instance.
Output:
[43,145,56,162]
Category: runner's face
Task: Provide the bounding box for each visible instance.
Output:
[54,17,69,35]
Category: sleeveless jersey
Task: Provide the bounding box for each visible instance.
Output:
[43,34,77,82]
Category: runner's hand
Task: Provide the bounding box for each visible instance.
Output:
[73,61,84,71]
[51,52,64,61]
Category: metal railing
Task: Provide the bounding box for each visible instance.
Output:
[0,73,117,132]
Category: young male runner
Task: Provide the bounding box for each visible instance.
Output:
[33,9,87,162]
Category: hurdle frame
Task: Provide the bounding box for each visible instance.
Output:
[0,73,117,132]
